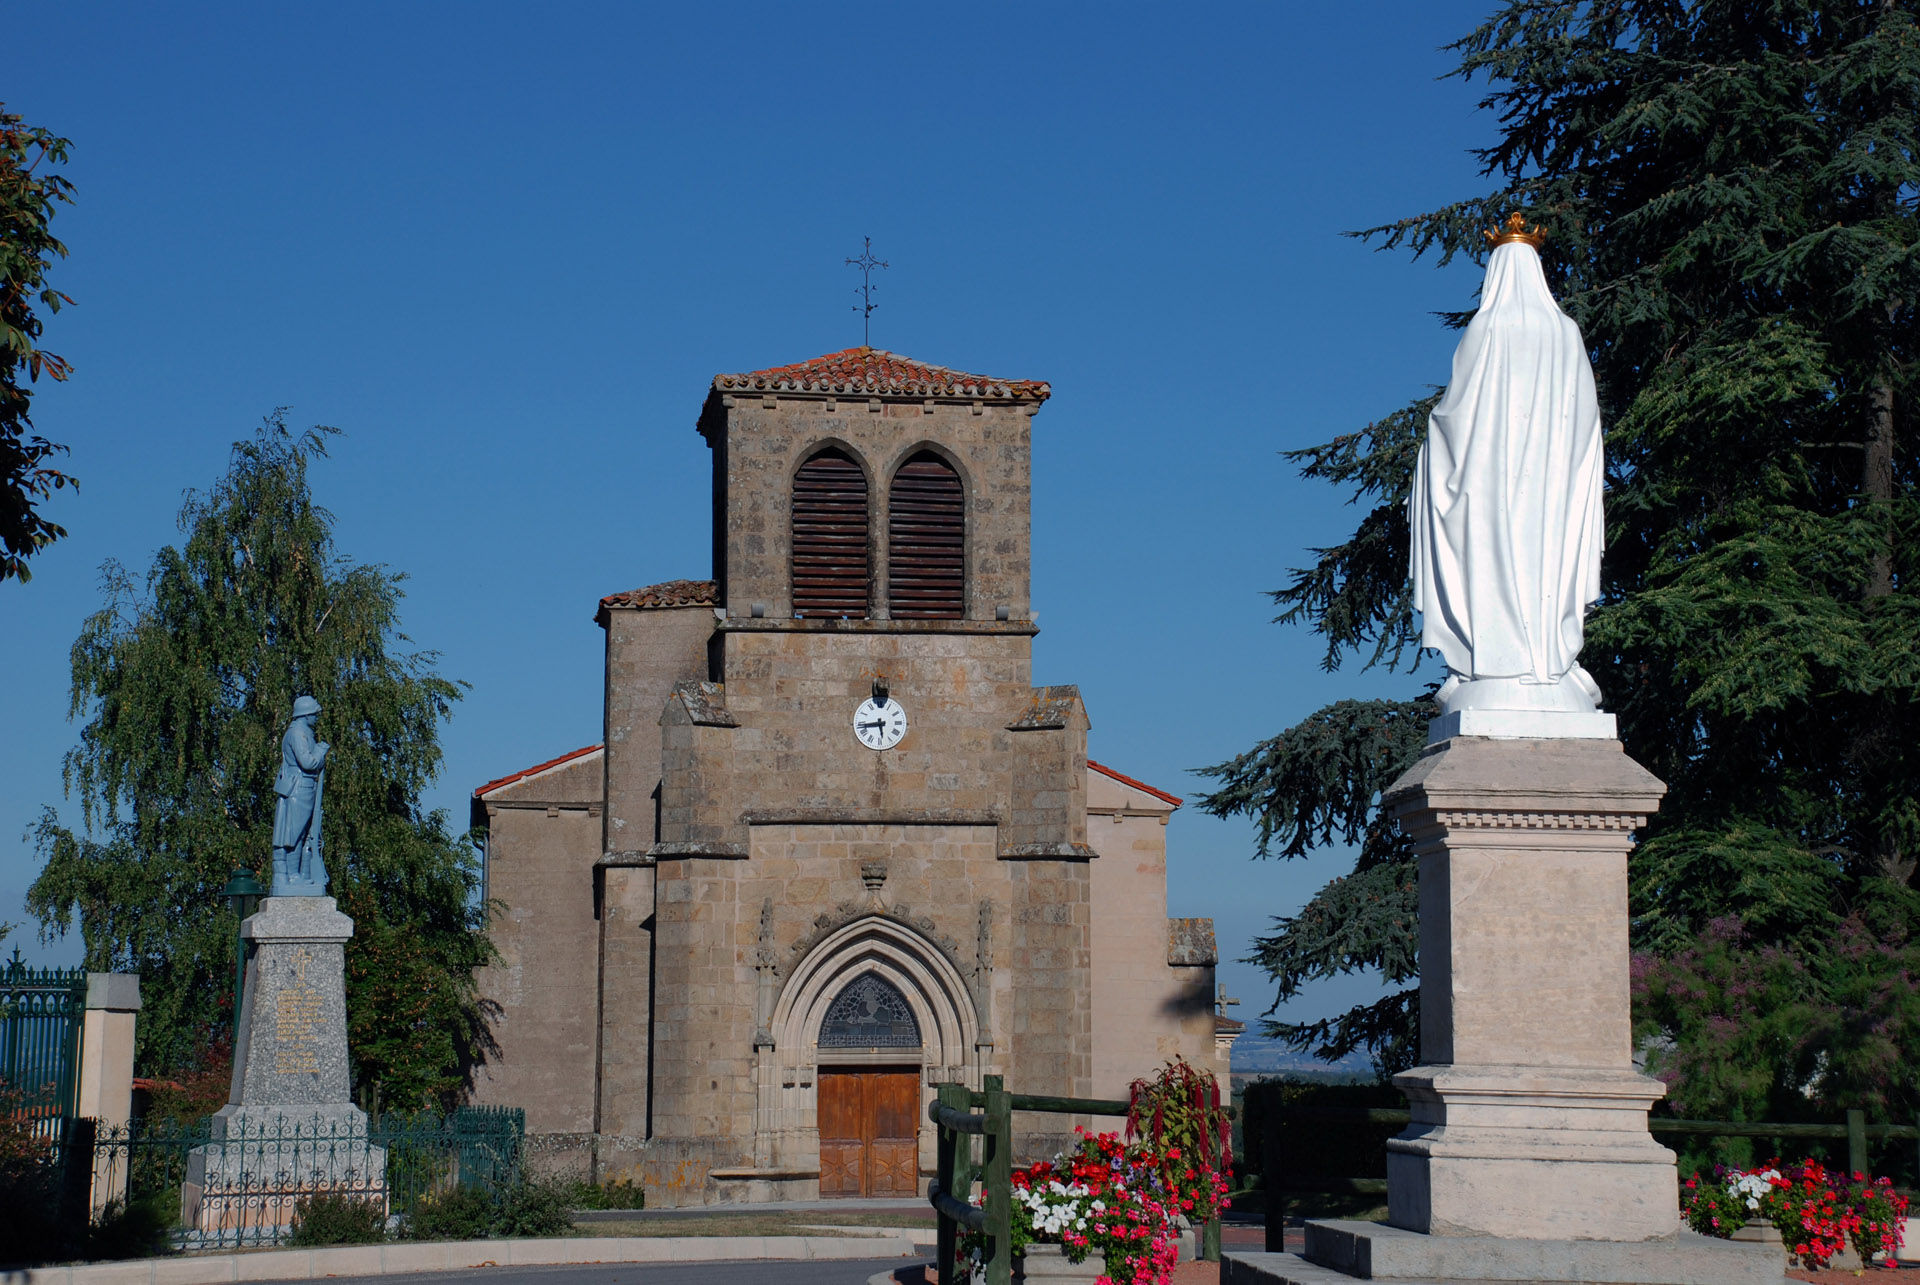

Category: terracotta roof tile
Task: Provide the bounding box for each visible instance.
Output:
[598,579,718,612]
[474,744,603,798]
[714,347,1050,402]
[1089,759,1184,808]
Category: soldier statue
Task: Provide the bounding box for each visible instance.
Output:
[271,696,330,895]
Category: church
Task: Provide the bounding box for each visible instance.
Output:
[468,347,1228,1206]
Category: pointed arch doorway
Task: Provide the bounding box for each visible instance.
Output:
[816,973,921,1197]
[761,911,984,1200]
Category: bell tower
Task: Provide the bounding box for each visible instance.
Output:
[698,345,1047,624]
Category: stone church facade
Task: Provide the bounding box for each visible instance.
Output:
[470,348,1223,1206]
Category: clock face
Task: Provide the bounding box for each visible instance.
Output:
[853,696,908,751]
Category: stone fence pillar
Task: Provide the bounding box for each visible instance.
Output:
[78,972,141,1212]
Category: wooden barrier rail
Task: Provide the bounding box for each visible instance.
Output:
[926,1077,1222,1285]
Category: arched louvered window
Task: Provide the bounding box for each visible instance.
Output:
[791,448,870,618]
[887,451,964,619]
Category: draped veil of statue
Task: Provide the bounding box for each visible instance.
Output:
[271,695,331,895]
[1409,221,1605,716]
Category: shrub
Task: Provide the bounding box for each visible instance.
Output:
[566,1177,644,1210]
[287,1191,388,1246]
[404,1183,495,1240]
[83,1193,175,1260]
[401,1176,575,1241]
[492,1178,574,1238]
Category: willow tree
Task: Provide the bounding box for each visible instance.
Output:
[1201,0,1919,1114]
[29,415,495,1108]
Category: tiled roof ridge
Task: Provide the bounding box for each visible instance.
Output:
[714,346,1050,402]
[1089,759,1184,808]
[598,579,718,612]
[474,744,603,798]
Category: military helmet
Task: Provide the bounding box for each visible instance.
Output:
[292,695,322,718]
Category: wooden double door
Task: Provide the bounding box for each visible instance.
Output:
[818,1068,920,1197]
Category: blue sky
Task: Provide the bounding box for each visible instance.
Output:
[2,1,1496,1046]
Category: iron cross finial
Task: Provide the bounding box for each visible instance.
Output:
[845,236,889,347]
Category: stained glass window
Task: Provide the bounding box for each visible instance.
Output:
[818,973,922,1049]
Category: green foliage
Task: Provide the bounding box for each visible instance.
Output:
[403,1183,494,1240]
[26,414,496,1106]
[0,1086,172,1266]
[1197,699,1427,1070]
[489,1177,575,1238]
[1199,0,1920,1095]
[287,1192,388,1247]
[1635,906,1920,1153]
[401,1177,575,1240]
[1125,1058,1233,1222]
[0,102,76,584]
[564,1177,645,1210]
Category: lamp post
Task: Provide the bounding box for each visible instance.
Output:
[220,868,267,1042]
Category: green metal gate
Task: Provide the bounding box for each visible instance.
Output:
[0,950,89,1129]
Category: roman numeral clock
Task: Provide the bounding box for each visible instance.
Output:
[853,691,907,750]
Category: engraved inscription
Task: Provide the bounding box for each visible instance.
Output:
[274,947,323,1074]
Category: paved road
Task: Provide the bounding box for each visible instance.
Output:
[311,1260,912,1285]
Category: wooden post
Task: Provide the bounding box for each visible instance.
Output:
[1262,1101,1285,1252]
[1847,1108,1868,1178]
[985,1075,1013,1285]
[936,1082,970,1285]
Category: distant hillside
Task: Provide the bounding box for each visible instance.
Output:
[1229,1034,1372,1076]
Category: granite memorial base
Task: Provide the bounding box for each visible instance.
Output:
[184,896,386,1234]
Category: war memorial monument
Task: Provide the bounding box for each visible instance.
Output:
[182,696,385,1233]
[1226,217,1787,1283]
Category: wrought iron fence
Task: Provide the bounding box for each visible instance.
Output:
[89,1105,525,1251]
[0,953,89,1130]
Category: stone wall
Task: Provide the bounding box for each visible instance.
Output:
[470,752,603,1135]
[1086,772,1218,1099]
[654,628,1093,859]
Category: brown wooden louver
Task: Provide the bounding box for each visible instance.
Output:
[888,452,964,619]
[791,449,870,617]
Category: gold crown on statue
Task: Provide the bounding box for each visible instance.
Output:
[1483,211,1548,249]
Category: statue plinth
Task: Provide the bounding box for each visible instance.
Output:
[183,897,384,1234]
[1381,735,1674,1241]
[1243,736,1787,1284]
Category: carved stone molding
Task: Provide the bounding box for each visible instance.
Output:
[1431,810,1649,832]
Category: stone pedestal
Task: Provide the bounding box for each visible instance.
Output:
[183,897,385,1234]
[1232,736,1781,1284]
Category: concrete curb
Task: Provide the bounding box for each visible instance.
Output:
[865,1264,933,1285]
[3,1235,920,1285]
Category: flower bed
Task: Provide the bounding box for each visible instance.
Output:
[1683,1158,1910,1269]
[965,1130,1182,1285]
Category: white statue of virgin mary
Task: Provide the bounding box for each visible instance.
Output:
[1409,214,1612,737]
